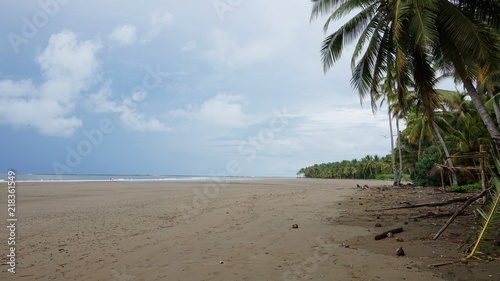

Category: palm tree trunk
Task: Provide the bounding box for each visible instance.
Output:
[432,122,458,186]
[463,78,500,149]
[417,135,422,160]
[396,118,403,186]
[388,111,398,186]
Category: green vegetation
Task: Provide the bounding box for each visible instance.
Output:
[301,1,500,187]
[297,92,494,186]
[297,155,390,179]
[412,149,441,187]
[448,182,483,192]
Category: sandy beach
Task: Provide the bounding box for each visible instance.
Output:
[0,179,497,280]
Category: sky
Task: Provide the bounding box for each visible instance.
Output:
[0,0,398,177]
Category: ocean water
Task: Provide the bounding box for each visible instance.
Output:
[0,173,261,183]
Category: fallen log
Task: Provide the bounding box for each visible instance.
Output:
[432,188,490,240]
[408,211,467,219]
[374,227,404,240]
[365,196,472,212]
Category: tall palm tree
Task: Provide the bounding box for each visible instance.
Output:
[433,111,459,186]
[310,0,500,148]
[375,78,400,185]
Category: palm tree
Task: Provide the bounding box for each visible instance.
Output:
[376,75,402,185]
[432,110,459,186]
[310,0,500,149]
[372,83,400,186]
[403,105,458,185]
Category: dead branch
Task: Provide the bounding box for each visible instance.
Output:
[365,196,471,212]
[428,259,462,268]
[374,227,404,240]
[408,211,467,219]
[432,188,490,240]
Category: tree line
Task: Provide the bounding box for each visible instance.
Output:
[298,90,495,186]
[297,155,391,179]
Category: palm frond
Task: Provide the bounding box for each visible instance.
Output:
[310,0,339,22]
[351,8,382,68]
[411,46,442,119]
[320,4,378,72]
[435,0,500,79]
[320,32,344,73]
[478,71,500,95]
[428,164,476,180]
[451,0,500,30]
[322,0,374,32]
[407,0,439,47]
[484,94,500,112]
[466,156,500,260]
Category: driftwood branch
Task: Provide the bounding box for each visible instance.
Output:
[365,196,471,212]
[428,259,462,268]
[408,211,467,219]
[432,189,490,240]
[374,227,404,240]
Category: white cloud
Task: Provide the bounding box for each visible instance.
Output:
[150,11,173,31]
[89,84,171,132]
[142,11,173,44]
[108,24,138,46]
[203,29,273,67]
[280,102,392,165]
[171,93,249,128]
[199,93,247,127]
[0,31,101,137]
[296,107,388,134]
[107,11,172,46]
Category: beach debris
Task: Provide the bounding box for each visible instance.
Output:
[386,232,394,238]
[374,227,404,240]
[341,242,350,248]
[433,188,490,240]
[363,184,370,189]
[219,261,224,264]
[357,184,362,188]
[365,192,486,212]
[375,223,382,227]
[396,247,405,256]
[292,224,299,229]
[396,236,404,242]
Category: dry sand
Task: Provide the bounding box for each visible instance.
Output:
[0,178,497,280]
